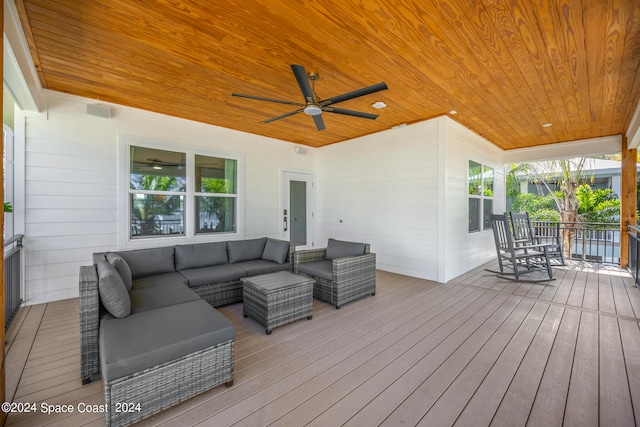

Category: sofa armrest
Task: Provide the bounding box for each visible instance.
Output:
[294,248,327,263]
[79,265,100,384]
[286,241,296,271]
[93,252,107,264]
[332,252,376,281]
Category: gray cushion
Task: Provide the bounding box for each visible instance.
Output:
[179,264,247,287]
[296,260,333,281]
[96,260,131,318]
[106,253,133,290]
[227,238,267,263]
[262,239,289,264]
[115,247,175,279]
[236,260,291,276]
[129,283,200,314]
[325,238,366,260]
[174,242,228,270]
[99,300,235,381]
[131,272,189,290]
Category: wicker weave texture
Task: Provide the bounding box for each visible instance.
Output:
[242,274,314,333]
[294,245,376,309]
[192,280,243,307]
[79,265,101,383]
[105,340,234,427]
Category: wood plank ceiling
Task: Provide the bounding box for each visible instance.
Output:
[13,0,640,149]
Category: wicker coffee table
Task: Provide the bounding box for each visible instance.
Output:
[241,271,315,335]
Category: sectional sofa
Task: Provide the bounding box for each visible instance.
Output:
[79,237,294,426]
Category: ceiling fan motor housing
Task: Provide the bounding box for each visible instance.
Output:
[304,104,322,115]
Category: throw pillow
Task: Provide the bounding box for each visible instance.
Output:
[325,238,366,260]
[106,253,133,290]
[96,260,131,318]
[115,246,175,279]
[175,242,228,270]
[262,239,290,264]
[227,238,267,263]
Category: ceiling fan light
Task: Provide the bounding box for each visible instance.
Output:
[304,105,322,116]
[152,164,162,170]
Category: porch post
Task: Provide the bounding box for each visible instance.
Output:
[620,136,637,268]
[0,0,5,423]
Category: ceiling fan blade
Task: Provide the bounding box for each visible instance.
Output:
[321,82,388,106]
[232,93,304,107]
[312,114,326,131]
[323,107,379,120]
[263,108,305,123]
[291,64,316,103]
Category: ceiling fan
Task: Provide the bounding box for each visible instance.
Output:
[232,64,388,131]
[135,158,184,171]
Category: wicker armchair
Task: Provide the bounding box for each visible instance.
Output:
[294,239,376,309]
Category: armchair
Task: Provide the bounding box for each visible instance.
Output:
[294,238,376,309]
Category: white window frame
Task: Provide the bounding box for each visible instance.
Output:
[468,160,494,234]
[118,135,244,249]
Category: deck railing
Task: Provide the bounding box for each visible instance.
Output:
[131,218,184,237]
[5,234,23,331]
[531,221,621,265]
[628,224,640,286]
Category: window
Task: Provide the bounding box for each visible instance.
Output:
[126,140,241,241]
[194,155,237,233]
[469,160,494,233]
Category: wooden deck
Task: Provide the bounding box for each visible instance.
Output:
[5,260,640,426]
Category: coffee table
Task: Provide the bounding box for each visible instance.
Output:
[241,271,315,335]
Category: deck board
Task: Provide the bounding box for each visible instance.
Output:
[564,311,599,427]
[599,315,635,426]
[4,262,640,427]
[526,307,581,426]
[381,296,521,426]
[490,304,566,426]
[453,302,550,427]
[415,299,536,426]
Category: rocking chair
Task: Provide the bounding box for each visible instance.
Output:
[510,211,566,266]
[487,213,555,282]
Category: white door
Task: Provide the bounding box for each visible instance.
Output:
[283,172,313,249]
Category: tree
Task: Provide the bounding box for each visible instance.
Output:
[198,178,233,232]
[131,175,183,235]
[575,185,620,223]
[506,163,530,210]
[510,158,593,259]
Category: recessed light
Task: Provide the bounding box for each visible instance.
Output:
[542,123,553,127]
[372,101,386,109]
[449,110,457,115]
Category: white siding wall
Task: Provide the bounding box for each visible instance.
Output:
[441,118,506,282]
[316,120,442,280]
[316,117,505,283]
[15,92,510,304]
[17,91,316,304]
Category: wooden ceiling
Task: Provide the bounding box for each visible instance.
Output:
[14,0,640,150]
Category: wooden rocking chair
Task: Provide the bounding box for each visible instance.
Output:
[510,211,566,266]
[487,213,555,282]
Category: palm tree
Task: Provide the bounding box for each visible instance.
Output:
[131,175,182,235]
[574,184,620,260]
[512,158,590,259]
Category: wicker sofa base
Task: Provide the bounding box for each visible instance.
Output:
[191,280,244,307]
[105,340,234,427]
[306,274,376,309]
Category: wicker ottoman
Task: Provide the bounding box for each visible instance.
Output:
[241,271,315,334]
